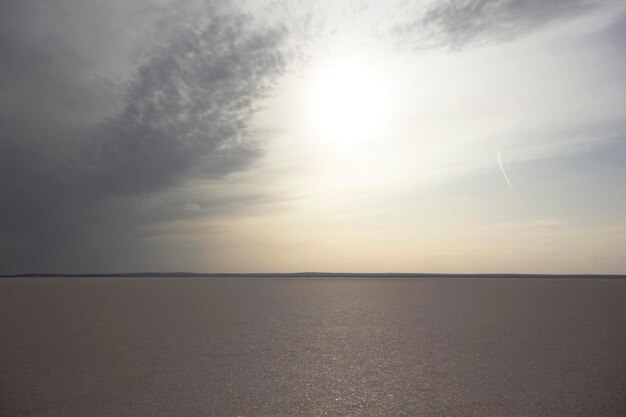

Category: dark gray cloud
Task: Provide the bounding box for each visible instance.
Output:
[88,12,285,196]
[1,0,621,273]
[0,3,286,273]
[397,0,609,49]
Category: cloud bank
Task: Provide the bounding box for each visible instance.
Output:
[1,0,624,273]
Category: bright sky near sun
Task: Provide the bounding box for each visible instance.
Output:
[1,0,625,274]
[224,1,626,274]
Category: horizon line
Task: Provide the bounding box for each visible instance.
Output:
[2,272,626,279]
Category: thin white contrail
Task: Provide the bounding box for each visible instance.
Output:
[497,149,513,190]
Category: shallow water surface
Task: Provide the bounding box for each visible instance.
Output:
[1,277,625,416]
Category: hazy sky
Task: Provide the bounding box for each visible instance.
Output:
[1,0,625,274]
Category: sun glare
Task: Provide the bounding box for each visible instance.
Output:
[307,61,390,144]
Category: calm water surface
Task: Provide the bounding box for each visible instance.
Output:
[1,277,625,416]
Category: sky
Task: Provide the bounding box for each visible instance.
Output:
[1,0,625,274]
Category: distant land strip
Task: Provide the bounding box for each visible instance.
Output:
[2,272,625,279]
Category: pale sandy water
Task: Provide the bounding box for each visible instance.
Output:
[1,277,625,416]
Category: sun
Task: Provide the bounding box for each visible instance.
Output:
[307,61,389,144]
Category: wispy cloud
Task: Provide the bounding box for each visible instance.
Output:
[394,0,617,49]
[88,11,286,196]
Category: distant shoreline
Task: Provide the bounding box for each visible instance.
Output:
[2,272,625,279]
